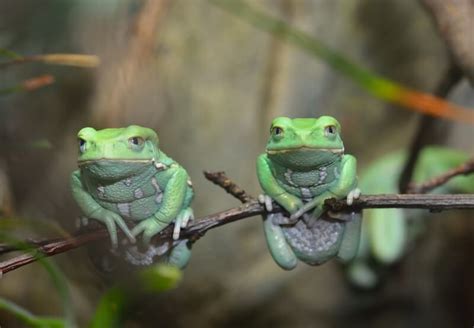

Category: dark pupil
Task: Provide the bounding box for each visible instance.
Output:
[328,126,334,134]
[79,139,85,147]
[131,137,139,145]
[274,127,282,135]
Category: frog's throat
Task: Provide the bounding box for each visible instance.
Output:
[77,158,154,166]
[266,146,344,155]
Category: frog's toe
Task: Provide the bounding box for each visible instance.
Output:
[180,208,194,228]
[173,221,181,241]
[346,188,361,206]
[327,210,342,219]
[173,209,192,240]
[114,218,135,244]
[102,217,118,248]
[258,194,273,212]
[76,216,89,228]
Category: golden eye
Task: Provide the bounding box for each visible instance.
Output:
[324,125,337,136]
[78,138,86,153]
[271,126,284,137]
[129,136,145,149]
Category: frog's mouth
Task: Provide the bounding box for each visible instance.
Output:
[266,146,344,155]
[77,158,153,167]
[78,159,154,180]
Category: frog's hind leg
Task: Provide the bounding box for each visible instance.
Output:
[263,213,297,270]
[337,211,362,262]
[167,240,192,269]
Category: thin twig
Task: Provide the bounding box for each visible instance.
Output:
[0,75,55,95]
[1,172,474,276]
[0,54,100,69]
[407,157,474,194]
[204,171,255,203]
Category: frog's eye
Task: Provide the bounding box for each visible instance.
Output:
[271,126,284,139]
[129,136,145,150]
[324,125,337,137]
[78,138,86,153]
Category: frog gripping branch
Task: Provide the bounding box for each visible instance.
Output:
[71,125,194,269]
[257,116,362,270]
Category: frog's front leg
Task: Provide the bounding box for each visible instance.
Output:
[263,213,298,270]
[291,155,359,222]
[71,171,135,247]
[132,167,188,245]
[257,154,303,214]
[337,211,362,262]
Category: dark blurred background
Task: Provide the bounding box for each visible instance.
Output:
[0,0,473,327]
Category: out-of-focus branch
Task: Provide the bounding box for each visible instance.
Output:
[0,75,55,96]
[421,0,474,84]
[0,54,100,69]
[398,63,463,193]
[407,157,474,194]
[92,0,170,125]
[1,172,474,276]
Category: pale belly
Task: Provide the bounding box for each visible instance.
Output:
[282,215,344,265]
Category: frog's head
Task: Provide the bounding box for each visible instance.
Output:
[77,125,159,180]
[265,116,344,169]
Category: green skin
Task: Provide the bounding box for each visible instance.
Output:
[346,146,474,289]
[71,125,194,269]
[257,116,361,270]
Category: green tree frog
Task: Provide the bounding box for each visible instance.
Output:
[71,125,194,268]
[257,116,362,270]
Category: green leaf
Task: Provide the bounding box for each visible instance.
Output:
[0,48,21,59]
[209,0,474,124]
[139,263,183,293]
[89,288,127,328]
[0,296,66,328]
[0,230,75,327]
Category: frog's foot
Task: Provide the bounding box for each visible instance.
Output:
[289,200,318,222]
[302,213,318,228]
[327,210,352,222]
[327,211,342,220]
[132,217,169,246]
[173,207,194,240]
[271,214,298,225]
[76,216,89,229]
[168,240,192,269]
[258,194,273,212]
[91,211,135,248]
[124,243,170,266]
[346,188,361,206]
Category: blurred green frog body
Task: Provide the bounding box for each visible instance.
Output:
[257,116,362,270]
[71,125,194,269]
[347,146,474,289]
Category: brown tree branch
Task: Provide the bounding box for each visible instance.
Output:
[0,54,100,69]
[407,157,474,194]
[1,172,474,276]
[204,171,255,203]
